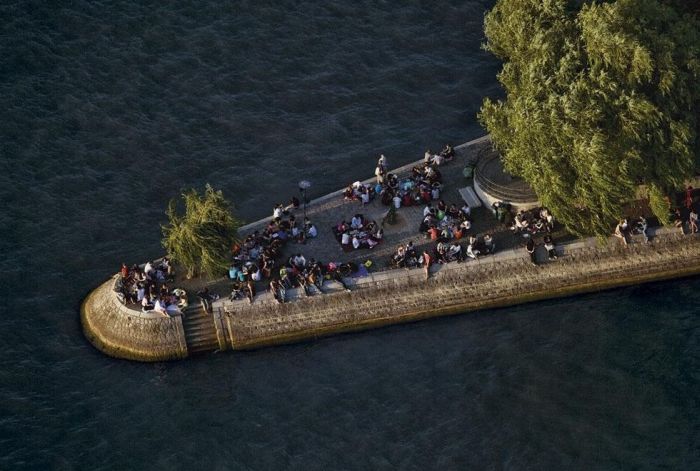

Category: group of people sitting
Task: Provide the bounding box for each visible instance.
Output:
[509,207,555,236]
[270,203,319,244]
[420,200,476,242]
[333,214,384,251]
[114,259,187,316]
[268,255,353,304]
[390,233,496,269]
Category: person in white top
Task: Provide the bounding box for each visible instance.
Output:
[272,204,283,219]
[378,154,387,169]
[154,298,168,316]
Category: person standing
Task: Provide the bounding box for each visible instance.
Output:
[423,249,433,280]
[375,154,387,184]
[526,238,537,265]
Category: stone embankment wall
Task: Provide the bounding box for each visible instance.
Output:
[220,230,700,350]
[81,276,188,361]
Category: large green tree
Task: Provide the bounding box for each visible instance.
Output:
[161,184,241,278]
[479,0,700,236]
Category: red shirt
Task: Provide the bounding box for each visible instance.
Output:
[428,227,439,240]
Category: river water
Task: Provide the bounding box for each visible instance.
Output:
[1,1,697,469]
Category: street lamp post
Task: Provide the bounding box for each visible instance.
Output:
[298,180,311,221]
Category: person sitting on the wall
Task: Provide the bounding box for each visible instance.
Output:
[543,235,557,260]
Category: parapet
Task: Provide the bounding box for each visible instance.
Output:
[81,275,188,361]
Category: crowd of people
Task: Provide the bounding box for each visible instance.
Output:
[118,143,573,313]
[113,258,187,316]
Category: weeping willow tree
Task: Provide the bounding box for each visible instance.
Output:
[161,184,241,279]
[479,0,700,237]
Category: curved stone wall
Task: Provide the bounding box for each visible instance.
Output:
[81,276,188,361]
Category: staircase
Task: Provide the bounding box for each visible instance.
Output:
[182,304,219,355]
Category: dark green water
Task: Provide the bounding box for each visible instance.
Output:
[0,1,697,469]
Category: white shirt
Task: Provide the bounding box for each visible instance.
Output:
[307,225,318,237]
[393,196,401,209]
[341,233,351,245]
[352,237,360,249]
[154,299,166,313]
[273,207,283,219]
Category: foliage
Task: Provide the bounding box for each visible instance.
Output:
[161,184,241,278]
[479,0,700,236]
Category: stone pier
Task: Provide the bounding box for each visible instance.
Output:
[80,135,700,361]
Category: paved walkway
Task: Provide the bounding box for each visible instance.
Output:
[240,136,516,272]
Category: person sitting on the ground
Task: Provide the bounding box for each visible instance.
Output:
[430,153,444,166]
[229,282,245,301]
[540,207,554,231]
[305,218,318,238]
[461,202,471,219]
[436,241,449,264]
[448,242,463,262]
[153,296,168,317]
[440,144,455,161]
[467,236,480,259]
[307,259,324,291]
[273,203,284,219]
[326,262,351,291]
[352,235,361,250]
[141,293,154,312]
[279,266,292,289]
[360,187,370,205]
[387,173,399,191]
[228,263,240,280]
[291,253,306,271]
[351,214,364,230]
[631,216,650,243]
[452,223,464,240]
[428,226,440,241]
[392,244,407,268]
[673,208,685,233]
[430,182,440,201]
[543,235,557,260]
[512,210,529,233]
[614,219,629,245]
[446,203,460,219]
[483,234,495,254]
[341,230,351,247]
[269,278,285,304]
